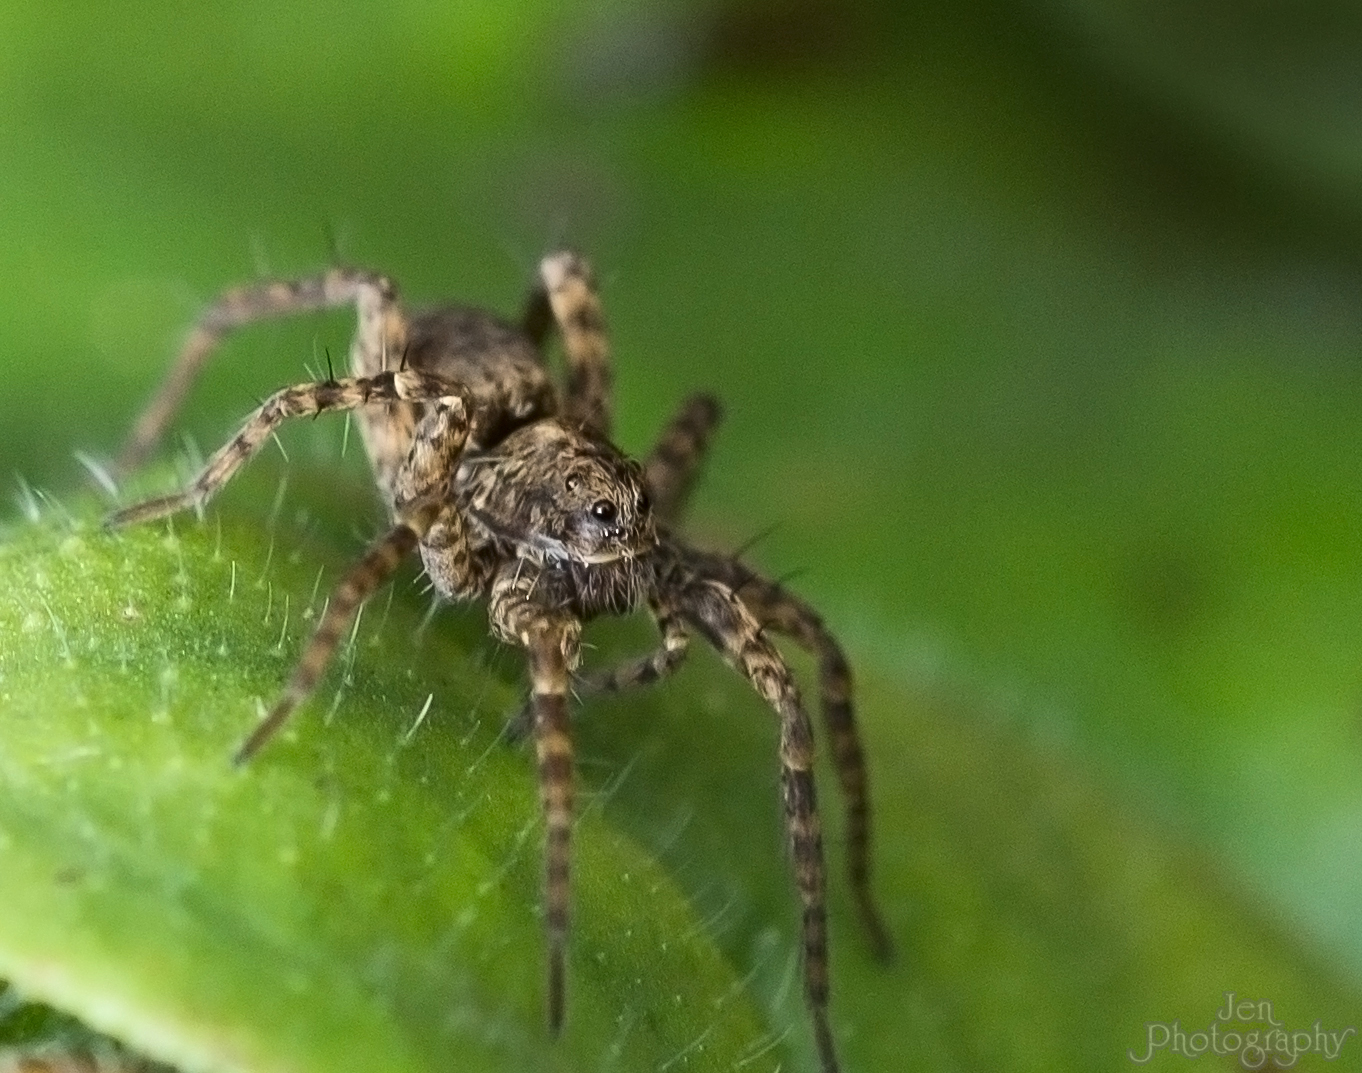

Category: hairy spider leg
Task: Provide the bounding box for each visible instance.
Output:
[106,370,467,528]
[668,575,839,1073]
[489,566,584,1034]
[724,569,891,961]
[650,370,890,960]
[116,268,407,476]
[642,393,724,527]
[233,513,424,764]
[583,599,691,695]
[235,395,484,763]
[536,251,614,438]
[106,372,478,762]
[503,598,690,741]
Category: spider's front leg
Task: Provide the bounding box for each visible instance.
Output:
[666,574,842,1073]
[106,369,463,528]
[106,370,476,763]
[489,563,583,1034]
[502,597,689,741]
[116,267,407,477]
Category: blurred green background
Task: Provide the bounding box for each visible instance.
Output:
[3,0,1362,1070]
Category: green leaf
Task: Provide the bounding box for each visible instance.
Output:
[3,497,1359,1072]
[0,508,782,1072]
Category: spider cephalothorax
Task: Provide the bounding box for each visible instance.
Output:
[108,250,889,1073]
[459,420,656,570]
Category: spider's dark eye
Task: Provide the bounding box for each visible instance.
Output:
[637,491,650,513]
[590,499,617,523]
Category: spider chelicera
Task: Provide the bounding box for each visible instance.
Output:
[108,251,890,1071]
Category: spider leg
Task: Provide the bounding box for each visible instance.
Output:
[235,395,481,763]
[582,600,690,695]
[393,397,494,602]
[116,268,407,476]
[725,572,892,960]
[105,370,468,529]
[643,393,723,527]
[536,251,613,437]
[490,564,583,1034]
[664,539,890,958]
[233,504,433,764]
[520,275,554,351]
[667,573,840,1073]
[502,599,690,740]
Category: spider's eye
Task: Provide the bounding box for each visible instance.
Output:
[565,474,581,493]
[590,499,618,523]
[637,491,651,513]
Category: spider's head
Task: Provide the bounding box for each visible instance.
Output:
[464,420,657,565]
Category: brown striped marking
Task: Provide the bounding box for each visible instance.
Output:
[533,681,575,1033]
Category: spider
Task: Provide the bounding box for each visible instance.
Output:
[107,251,890,1072]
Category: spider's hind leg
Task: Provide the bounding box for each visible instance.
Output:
[116,267,408,476]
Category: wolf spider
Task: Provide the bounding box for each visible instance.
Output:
[107,251,889,1072]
